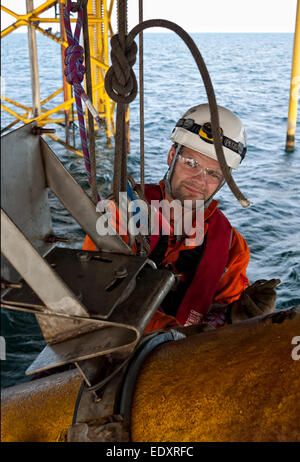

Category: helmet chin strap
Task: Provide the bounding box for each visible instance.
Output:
[203,176,227,208]
[163,143,229,209]
[164,143,182,198]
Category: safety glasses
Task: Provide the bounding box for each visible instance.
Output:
[177,154,223,184]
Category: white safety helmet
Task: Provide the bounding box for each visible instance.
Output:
[164,103,247,207]
[170,103,247,170]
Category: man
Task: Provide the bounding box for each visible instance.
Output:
[83,103,280,332]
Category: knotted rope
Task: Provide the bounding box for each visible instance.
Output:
[105,19,251,208]
[68,0,87,12]
[63,2,100,202]
[105,35,138,104]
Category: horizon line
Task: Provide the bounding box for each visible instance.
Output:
[2,30,294,35]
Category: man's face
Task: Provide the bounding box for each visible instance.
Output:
[168,145,222,205]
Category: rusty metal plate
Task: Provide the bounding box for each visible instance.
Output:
[2,246,148,319]
[25,325,138,375]
[24,265,175,375]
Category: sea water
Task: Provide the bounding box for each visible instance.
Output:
[1,32,300,388]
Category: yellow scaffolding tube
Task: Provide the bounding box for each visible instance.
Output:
[1,0,115,151]
[286,0,300,152]
[87,0,114,147]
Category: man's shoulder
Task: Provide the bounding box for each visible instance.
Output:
[213,207,248,250]
[143,183,162,201]
[209,202,232,228]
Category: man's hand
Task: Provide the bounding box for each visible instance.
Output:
[228,279,281,323]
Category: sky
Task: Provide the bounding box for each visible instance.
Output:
[1,0,298,34]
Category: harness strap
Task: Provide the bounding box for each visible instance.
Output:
[176,208,232,325]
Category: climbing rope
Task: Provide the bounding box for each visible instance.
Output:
[81,2,98,206]
[105,19,251,208]
[63,1,101,203]
[68,0,87,12]
[111,0,134,201]
[139,0,145,195]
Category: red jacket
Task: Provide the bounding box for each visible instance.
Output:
[143,183,250,330]
[82,181,250,331]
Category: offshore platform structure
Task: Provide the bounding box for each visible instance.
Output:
[1,1,300,153]
[1,0,300,443]
[1,0,116,153]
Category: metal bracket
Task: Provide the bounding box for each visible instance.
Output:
[1,122,54,283]
[40,134,133,255]
[2,246,149,320]
[1,211,174,373]
[1,121,133,285]
[0,122,175,379]
[68,330,186,440]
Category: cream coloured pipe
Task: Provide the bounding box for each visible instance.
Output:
[1,308,299,442]
[131,308,300,442]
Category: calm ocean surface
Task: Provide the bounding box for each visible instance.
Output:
[1,32,300,388]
